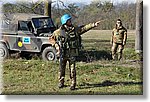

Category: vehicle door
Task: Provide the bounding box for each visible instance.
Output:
[15,21,40,52]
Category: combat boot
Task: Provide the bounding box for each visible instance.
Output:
[58,78,65,88]
[70,82,76,90]
[58,83,64,88]
[70,85,75,90]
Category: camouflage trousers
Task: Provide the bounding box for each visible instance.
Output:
[59,57,76,87]
[111,43,124,60]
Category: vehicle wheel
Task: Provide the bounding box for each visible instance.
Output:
[0,43,9,60]
[42,47,56,61]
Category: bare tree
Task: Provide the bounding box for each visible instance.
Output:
[135,0,143,53]
[44,0,52,17]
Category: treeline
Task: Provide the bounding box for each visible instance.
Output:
[51,1,136,30]
[2,1,136,30]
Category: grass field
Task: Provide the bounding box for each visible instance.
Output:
[2,30,143,95]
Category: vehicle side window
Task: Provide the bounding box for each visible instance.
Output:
[27,21,34,33]
[18,21,29,31]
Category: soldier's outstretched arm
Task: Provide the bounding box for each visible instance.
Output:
[77,20,104,35]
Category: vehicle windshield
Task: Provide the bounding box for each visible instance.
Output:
[32,18,55,29]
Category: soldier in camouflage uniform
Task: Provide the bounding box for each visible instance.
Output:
[53,14,101,90]
[110,19,127,60]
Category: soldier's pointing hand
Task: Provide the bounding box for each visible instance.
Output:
[94,20,103,27]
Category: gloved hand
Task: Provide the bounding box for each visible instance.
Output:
[94,19,106,27]
[94,21,102,27]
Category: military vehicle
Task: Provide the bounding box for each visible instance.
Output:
[0,13,59,61]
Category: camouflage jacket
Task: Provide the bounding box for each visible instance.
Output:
[111,26,127,44]
[52,23,96,57]
[53,23,96,40]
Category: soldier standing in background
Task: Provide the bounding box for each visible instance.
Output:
[110,19,127,60]
[52,14,101,90]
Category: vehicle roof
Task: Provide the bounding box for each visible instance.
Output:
[9,13,50,24]
[1,13,50,31]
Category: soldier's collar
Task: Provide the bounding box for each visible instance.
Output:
[63,25,75,32]
[117,26,123,30]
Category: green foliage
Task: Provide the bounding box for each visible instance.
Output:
[2,2,44,14]
[3,3,34,13]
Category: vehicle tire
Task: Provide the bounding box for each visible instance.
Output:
[0,43,9,60]
[42,46,57,61]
